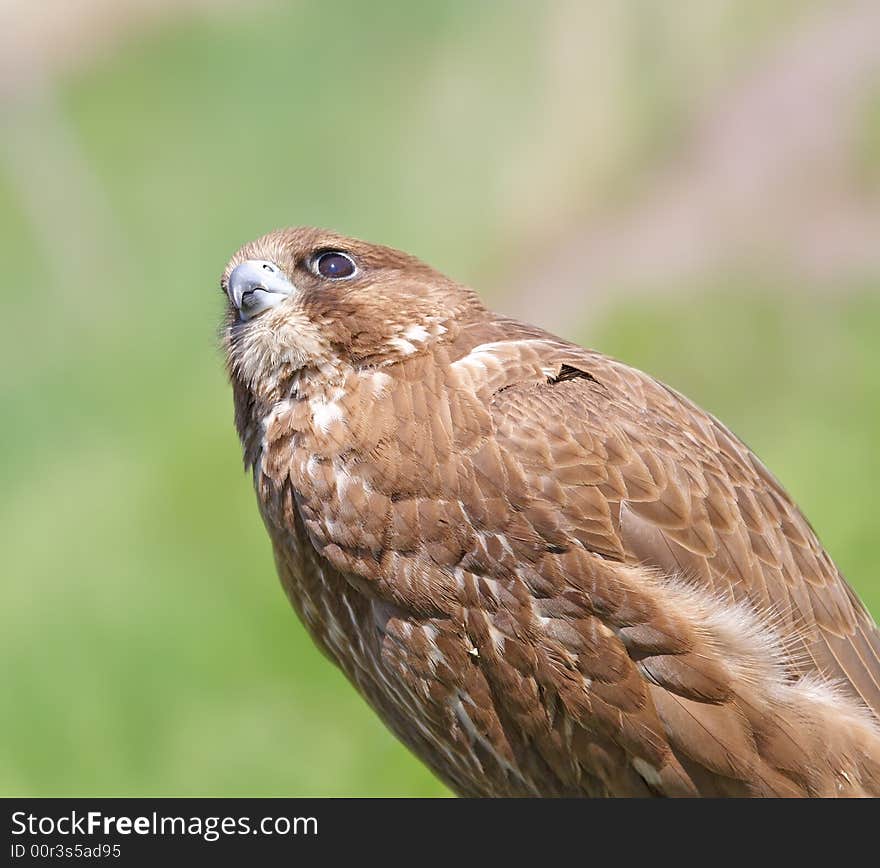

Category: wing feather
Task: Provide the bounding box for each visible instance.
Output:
[484,338,880,717]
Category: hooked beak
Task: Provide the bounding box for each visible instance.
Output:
[227,259,295,320]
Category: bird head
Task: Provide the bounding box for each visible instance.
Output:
[221,227,484,401]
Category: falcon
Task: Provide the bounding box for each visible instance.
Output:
[220,226,880,797]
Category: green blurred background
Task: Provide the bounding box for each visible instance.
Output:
[2,0,878,796]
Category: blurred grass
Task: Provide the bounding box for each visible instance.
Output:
[1,0,876,797]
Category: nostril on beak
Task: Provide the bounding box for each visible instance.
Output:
[227,259,294,320]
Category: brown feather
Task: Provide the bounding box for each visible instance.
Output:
[221,227,880,797]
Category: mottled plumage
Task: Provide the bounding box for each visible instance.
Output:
[221,227,880,797]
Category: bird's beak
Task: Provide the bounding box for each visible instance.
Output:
[227,259,295,321]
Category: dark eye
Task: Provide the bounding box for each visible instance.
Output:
[314,251,356,280]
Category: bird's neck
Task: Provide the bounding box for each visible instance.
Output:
[231,307,508,476]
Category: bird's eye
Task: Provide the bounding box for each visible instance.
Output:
[314,251,357,280]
